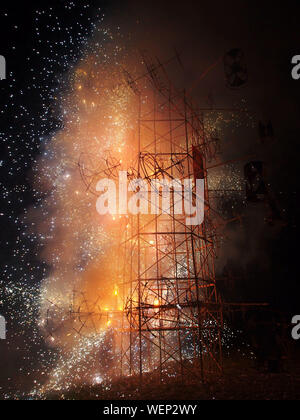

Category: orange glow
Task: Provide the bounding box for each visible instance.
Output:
[154,299,160,307]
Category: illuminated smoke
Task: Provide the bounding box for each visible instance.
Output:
[33,26,140,392]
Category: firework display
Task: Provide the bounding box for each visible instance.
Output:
[0,0,299,403]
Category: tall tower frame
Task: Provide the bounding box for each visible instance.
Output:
[119,58,223,383]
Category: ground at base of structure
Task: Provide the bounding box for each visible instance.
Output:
[45,355,300,400]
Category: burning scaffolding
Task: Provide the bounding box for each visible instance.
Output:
[41,50,258,391]
[117,55,223,382]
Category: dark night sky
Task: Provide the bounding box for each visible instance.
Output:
[0,0,299,396]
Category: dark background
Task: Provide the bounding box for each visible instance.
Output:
[0,0,299,396]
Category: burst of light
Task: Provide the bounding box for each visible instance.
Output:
[0,0,246,398]
[93,375,103,385]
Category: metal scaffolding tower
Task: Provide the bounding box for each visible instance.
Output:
[119,56,223,383]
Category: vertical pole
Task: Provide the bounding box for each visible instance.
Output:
[184,90,204,382]
[129,217,133,376]
[153,89,163,382]
[138,94,143,384]
[168,84,184,381]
